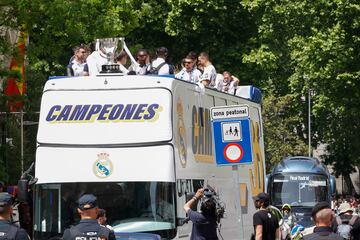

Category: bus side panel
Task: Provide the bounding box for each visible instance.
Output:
[171,82,265,239]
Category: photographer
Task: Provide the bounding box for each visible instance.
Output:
[183,188,219,240]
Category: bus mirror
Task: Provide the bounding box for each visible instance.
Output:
[17,179,28,203]
[265,174,270,193]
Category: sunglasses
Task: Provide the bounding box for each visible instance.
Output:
[183,61,193,64]
[138,54,147,57]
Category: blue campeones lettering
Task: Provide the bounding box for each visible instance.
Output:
[45,104,162,123]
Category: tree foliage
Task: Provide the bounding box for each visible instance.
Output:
[243,0,360,175]
[262,93,308,172]
[0,0,359,183]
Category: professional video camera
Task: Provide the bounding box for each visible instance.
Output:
[202,186,225,223]
[185,185,225,224]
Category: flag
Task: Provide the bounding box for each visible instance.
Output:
[4,30,27,112]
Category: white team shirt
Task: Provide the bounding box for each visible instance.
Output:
[150,58,170,75]
[175,68,202,83]
[214,73,224,91]
[222,80,236,94]
[86,51,108,76]
[69,60,88,76]
[199,64,216,87]
[128,63,148,75]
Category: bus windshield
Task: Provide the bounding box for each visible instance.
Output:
[271,174,328,207]
[34,182,176,240]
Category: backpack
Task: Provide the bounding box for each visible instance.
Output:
[146,62,167,75]
[336,215,358,240]
[69,225,109,240]
[0,225,19,240]
[168,64,175,74]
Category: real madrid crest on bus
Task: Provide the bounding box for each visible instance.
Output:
[93,153,113,178]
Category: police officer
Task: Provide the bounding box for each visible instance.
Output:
[62,194,115,240]
[0,192,30,240]
[304,202,343,240]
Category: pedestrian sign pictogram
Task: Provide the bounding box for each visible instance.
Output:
[222,122,241,142]
[211,105,253,166]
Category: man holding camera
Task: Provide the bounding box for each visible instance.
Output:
[183,188,219,240]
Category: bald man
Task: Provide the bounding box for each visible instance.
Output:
[304,202,343,240]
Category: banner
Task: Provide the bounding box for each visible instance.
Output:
[4,30,27,112]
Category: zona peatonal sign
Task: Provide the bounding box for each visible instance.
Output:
[210,105,253,166]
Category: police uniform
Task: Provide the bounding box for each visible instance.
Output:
[62,194,115,240]
[62,219,114,240]
[0,193,29,240]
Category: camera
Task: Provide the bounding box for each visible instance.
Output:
[201,186,225,223]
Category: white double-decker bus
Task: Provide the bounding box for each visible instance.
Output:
[33,75,266,239]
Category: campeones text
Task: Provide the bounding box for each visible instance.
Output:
[46,104,162,123]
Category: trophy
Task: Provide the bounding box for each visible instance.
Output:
[98,37,125,73]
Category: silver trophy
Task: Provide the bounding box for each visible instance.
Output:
[97,37,125,73]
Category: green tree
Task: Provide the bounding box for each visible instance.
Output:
[1,0,359,183]
[262,93,308,171]
[242,0,360,178]
[0,0,146,183]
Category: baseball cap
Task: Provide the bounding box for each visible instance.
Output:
[311,201,331,218]
[0,192,13,207]
[254,192,270,202]
[78,194,98,210]
[338,202,353,215]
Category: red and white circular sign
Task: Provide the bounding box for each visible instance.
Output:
[223,143,244,163]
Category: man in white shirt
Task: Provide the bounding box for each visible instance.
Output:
[147,47,173,75]
[175,57,201,83]
[198,52,216,87]
[87,47,108,76]
[67,45,89,76]
[222,71,239,94]
[128,49,150,75]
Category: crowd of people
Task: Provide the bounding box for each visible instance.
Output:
[332,195,360,215]
[252,192,360,240]
[4,181,360,240]
[66,44,240,95]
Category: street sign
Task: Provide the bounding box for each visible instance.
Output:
[224,143,244,162]
[211,105,253,166]
[211,105,249,120]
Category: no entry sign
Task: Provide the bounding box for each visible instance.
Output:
[224,143,244,162]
